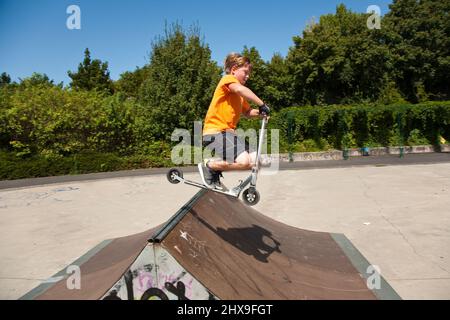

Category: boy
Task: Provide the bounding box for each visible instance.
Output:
[199,52,270,189]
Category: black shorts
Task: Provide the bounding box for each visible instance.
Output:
[203,131,251,163]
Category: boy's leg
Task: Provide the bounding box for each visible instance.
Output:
[207,160,249,171]
[207,132,254,172]
[245,151,258,166]
[198,134,224,189]
[209,151,257,171]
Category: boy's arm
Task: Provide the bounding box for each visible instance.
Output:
[243,108,260,119]
[229,82,267,119]
[228,83,264,107]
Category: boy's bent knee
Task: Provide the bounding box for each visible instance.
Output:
[236,152,250,163]
[235,158,252,170]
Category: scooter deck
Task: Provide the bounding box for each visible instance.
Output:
[179,177,239,198]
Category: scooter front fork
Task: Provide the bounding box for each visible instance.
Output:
[250,167,258,187]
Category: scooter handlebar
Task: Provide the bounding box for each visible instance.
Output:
[259,104,270,117]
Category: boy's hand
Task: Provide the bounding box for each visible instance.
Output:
[259,104,270,116]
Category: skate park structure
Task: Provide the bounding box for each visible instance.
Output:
[21,190,400,300]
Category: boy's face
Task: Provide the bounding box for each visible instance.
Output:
[231,63,251,85]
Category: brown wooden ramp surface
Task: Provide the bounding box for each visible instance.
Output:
[25,226,162,300]
[152,190,399,300]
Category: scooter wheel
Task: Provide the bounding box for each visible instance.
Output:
[167,168,183,184]
[242,188,260,206]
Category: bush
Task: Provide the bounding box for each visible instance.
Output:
[0,150,173,180]
[274,102,450,151]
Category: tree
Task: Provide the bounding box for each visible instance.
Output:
[265,53,294,110]
[240,47,294,111]
[18,72,60,88]
[0,73,14,150]
[0,72,11,87]
[115,66,150,100]
[68,48,114,94]
[241,46,269,103]
[286,4,394,105]
[384,0,450,102]
[139,23,221,141]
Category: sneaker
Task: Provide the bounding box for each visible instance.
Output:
[211,171,224,190]
[198,161,216,189]
[198,161,224,190]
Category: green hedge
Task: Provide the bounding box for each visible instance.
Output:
[2,85,449,157]
[0,150,173,180]
[249,102,450,153]
[0,85,155,157]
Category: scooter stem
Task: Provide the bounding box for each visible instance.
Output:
[251,116,268,186]
[255,116,268,171]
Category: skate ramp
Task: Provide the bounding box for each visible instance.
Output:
[22,190,400,300]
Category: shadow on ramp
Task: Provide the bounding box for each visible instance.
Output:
[192,209,281,263]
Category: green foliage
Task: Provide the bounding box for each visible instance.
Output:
[241,48,293,111]
[17,72,62,88]
[265,53,294,110]
[273,102,450,152]
[139,23,221,141]
[68,48,114,94]
[291,138,332,152]
[287,4,393,105]
[0,150,172,180]
[407,129,430,146]
[5,85,104,156]
[377,80,407,105]
[1,84,449,179]
[115,66,150,100]
[0,85,13,149]
[384,0,450,102]
[1,85,162,158]
[241,46,270,104]
[283,1,449,105]
[0,72,11,87]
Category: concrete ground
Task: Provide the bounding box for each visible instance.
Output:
[0,155,449,299]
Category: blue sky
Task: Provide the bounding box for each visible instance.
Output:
[0,0,392,85]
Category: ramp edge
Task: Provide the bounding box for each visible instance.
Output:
[19,238,113,300]
[149,189,206,243]
[330,233,402,300]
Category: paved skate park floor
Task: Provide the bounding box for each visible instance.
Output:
[1,153,449,299]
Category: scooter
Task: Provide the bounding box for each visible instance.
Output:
[166,116,268,206]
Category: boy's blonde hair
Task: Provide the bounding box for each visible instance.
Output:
[224,52,252,74]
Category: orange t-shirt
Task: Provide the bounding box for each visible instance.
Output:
[202,74,251,135]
